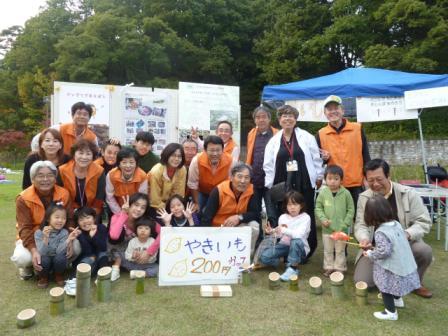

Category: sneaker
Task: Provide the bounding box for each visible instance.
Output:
[64,278,76,296]
[111,266,120,282]
[37,276,49,289]
[394,297,404,308]
[373,309,398,321]
[18,267,33,280]
[280,267,299,282]
[129,270,137,280]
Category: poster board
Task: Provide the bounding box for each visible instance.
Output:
[178,82,240,145]
[159,227,251,286]
[404,86,448,110]
[356,96,418,122]
[285,99,328,122]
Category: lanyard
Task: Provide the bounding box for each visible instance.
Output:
[76,177,86,207]
[282,133,295,159]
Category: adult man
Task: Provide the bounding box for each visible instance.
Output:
[316,95,370,205]
[202,163,260,254]
[187,135,233,212]
[31,102,98,156]
[354,159,433,298]
[182,138,199,168]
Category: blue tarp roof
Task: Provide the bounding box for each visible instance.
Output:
[262,67,448,101]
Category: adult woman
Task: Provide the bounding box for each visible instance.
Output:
[149,143,187,213]
[12,161,73,279]
[22,129,70,189]
[57,139,105,217]
[264,105,324,257]
[106,147,148,215]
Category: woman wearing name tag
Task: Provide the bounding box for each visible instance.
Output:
[264,105,324,258]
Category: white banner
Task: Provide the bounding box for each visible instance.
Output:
[55,82,111,125]
[356,96,418,122]
[159,227,251,286]
[405,86,448,110]
[285,99,328,122]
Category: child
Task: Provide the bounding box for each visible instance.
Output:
[34,204,72,288]
[73,207,109,276]
[108,192,161,281]
[315,165,354,277]
[363,196,420,321]
[134,131,160,173]
[94,139,122,175]
[123,218,159,278]
[156,194,200,227]
[259,191,310,281]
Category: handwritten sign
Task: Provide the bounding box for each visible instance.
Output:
[158,227,251,286]
[285,99,328,122]
[405,86,448,110]
[356,96,418,122]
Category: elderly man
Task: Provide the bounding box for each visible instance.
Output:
[182,138,199,168]
[201,163,260,254]
[187,135,233,212]
[316,95,370,206]
[354,159,433,298]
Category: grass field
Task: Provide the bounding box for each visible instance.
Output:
[0,170,447,336]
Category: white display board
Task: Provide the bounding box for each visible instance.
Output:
[404,86,448,110]
[54,81,111,125]
[356,96,418,122]
[285,99,328,122]
[159,227,251,286]
[178,82,240,145]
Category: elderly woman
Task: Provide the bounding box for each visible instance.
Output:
[264,105,324,258]
[22,128,70,189]
[57,139,105,217]
[11,161,74,279]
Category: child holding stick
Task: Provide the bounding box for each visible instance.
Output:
[363,196,420,321]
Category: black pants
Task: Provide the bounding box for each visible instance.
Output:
[382,292,399,312]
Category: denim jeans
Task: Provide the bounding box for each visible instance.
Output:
[259,238,306,267]
[79,251,108,275]
[198,192,209,214]
[40,253,67,276]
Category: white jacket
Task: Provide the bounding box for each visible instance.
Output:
[263,127,324,189]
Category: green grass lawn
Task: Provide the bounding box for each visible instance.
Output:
[0,171,447,335]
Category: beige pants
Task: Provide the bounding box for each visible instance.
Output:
[322,233,347,271]
[239,221,260,257]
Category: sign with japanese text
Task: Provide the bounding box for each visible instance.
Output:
[159,227,251,286]
[285,99,328,122]
[356,96,418,122]
[404,86,448,110]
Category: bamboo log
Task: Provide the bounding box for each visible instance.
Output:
[16,309,36,329]
[355,281,368,306]
[289,274,299,292]
[330,271,345,300]
[135,270,146,294]
[76,263,91,308]
[96,266,112,302]
[49,287,65,316]
[309,276,323,295]
[268,272,280,290]
[241,263,251,286]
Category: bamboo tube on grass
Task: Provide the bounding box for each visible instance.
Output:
[135,270,146,294]
[309,276,323,295]
[330,271,345,300]
[17,309,36,329]
[241,263,251,286]
[355,281,368,306]
[49,287,65,316]
[289,274,299,291]
[96,266,112,302]
[76,263,91,308]
[268,272,280,290]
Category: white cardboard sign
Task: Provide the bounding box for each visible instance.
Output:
[158,227,251,286]
[356,96,418,122]
[404,86,448,110]
[285,99,328,122]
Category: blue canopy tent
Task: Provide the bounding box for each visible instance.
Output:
[262,67,448,183]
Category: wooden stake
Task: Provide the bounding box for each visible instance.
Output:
[49,287,65,316]
[96,266,112,302]
[309,276,323,295]
[330,271,345,300]
[135,270,146,294]
[16,309,36,329]
[268,272,280,290]
[355,281,368,306]
[289,274,299,291]
[76,263,91,308]
[241,263,251,286]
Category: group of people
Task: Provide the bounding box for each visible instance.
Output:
[11,96,434,321]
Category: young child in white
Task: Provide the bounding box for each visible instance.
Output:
[123,218,158,278]
[363,196,420,321]
[260,191,310,281]
[315,165,354,277]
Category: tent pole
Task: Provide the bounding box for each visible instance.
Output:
[417,109,429,184]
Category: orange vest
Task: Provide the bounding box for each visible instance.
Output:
[58,160,104,212]
[16,185,70,239]
[59,123,97,156]
[198,152,233,194]
[109,167,147,207]
[318,120,364,187]
[246,126,278,165]
[212,181,254,227]
[94,157,104,167]
[224,138,236,157]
